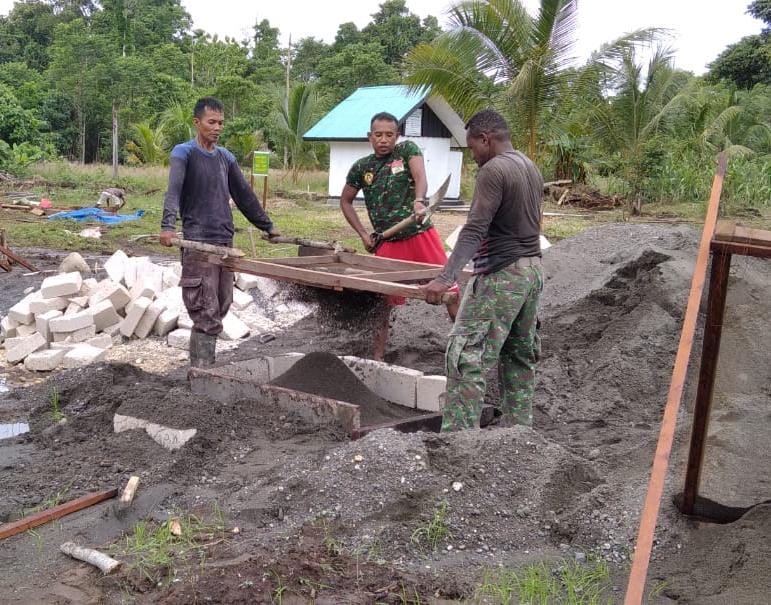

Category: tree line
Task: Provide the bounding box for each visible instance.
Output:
[0,0,769,208]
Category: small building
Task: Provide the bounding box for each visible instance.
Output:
[303,85,467,200]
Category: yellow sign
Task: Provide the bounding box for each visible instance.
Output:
[252,151,270,176]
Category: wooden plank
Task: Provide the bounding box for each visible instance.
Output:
[713,221,771,246]
[624,152,727,605]
[364,268,443,282]
[0,244,38,272]
[207,254,458,304]
[710,240,771,259]
[0,259,10,272]
[0,489,118,540]
[266,255,342,267]
[338,251,445,272]
[680,251,732,515]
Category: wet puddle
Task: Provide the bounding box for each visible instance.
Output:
[0,422,29,440]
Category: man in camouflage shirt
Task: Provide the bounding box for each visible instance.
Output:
[340,112,457,360]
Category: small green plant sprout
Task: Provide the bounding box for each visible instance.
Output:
[410,499,452,551]
[48,387,64,422]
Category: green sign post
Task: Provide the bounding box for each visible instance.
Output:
[252,151,270,176]
[250,151,270,210]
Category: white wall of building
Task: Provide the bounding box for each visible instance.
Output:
[328,137,463,199]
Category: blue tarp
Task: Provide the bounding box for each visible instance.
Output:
[47,207,145,224]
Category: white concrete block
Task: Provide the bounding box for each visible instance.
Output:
[65,302,83,315]
[8,294,39,325]
[86,334,113,350]
[24,348,65,372]
[53,324,95,343]
[156,286,183,313]
[162,263,182,289]
[134,300,166,338]
[341,356,422,408]
[50,309,94,333]
[68,296,88,307]
[177,312,193,330]
[119,297,152,337]
[88,280,131,312]
[62,344,107,368]
[267,353,305,380]
[41,271,82,298]
[129,279,156,301]
[88,299,121,332]
[15,324,37,337]
[50,342,79,351]
[123,256,149,288]
[29,296,69,315]
[416,375,447,412]
[1,315,19,339]
[142,261,165,294]
[167,328,191,349]
[79,278,98,297]
[231,288,254,310]
[235,272,262,291]
[5,332,47,364]
[221,312,250,340]
[153,308,179,337]
[102,322,121,337]
[36,309,63,343]
[104,250,129,284]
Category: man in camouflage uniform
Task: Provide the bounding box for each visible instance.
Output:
[340,112,457,360]
[422,109,544,430]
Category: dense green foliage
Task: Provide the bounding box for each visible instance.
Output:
[0,0,768,209]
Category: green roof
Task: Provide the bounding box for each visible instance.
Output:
[303,85,429,141]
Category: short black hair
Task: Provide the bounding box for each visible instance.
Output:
[193,97,224,119]
[370,112,399,128]
[465,109,510,140]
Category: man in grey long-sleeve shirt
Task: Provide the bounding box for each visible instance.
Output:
[422,109,544,430]
[160,96,280,367]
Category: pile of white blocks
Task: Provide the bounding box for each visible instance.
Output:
[0,250,276,372]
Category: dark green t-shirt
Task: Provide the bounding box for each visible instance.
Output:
[345,140,431,241]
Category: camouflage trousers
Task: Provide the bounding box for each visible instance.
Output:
[179,249,234,336]
[441,263,543,432]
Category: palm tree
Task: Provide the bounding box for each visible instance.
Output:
[405,0,657,159]
[273,83,323,181]
[125,121,168,165]
[159,103,194,148]
[589,46,691,212]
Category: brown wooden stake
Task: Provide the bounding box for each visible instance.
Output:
[680,250,732,515]
[249,151,255,192]
[247,228,257,258]
[0,489,118,540]
[262,175,268,210]
[623,152,727,605]
[0,244,38,272]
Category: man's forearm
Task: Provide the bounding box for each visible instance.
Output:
[436,227,484,285]
[341,201,369,237]
[161,157,185,231]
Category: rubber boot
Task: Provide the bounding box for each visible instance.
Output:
[190,331,217,368]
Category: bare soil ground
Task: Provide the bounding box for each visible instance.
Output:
[0,223,769,604]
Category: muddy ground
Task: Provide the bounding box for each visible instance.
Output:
[0,223,769,604]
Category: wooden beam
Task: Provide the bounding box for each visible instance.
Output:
[0,489,118,540]
[266,255,342,267]
[713,220,771,247]
[337,251,445,272]
[680,250,732,515]
[0,244,38,272]
[363,268,443,282]
[0,259,10,272]
[710,240,771,259]
[207,254,458,304]
[624,152,727,605]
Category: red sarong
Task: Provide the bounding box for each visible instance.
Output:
[375,227,458,306]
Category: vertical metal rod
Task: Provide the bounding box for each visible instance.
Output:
[680,250,732,514]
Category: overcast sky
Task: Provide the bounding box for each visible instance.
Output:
[0,0,763,74]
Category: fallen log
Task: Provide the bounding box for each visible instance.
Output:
[60,542,122,574]
[0,244,38,272]
[0,488,118,540]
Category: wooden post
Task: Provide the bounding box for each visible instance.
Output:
[680,249,732,515]
[249,151,255,192]
[247,228,257,258]
[262,175,268,210]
